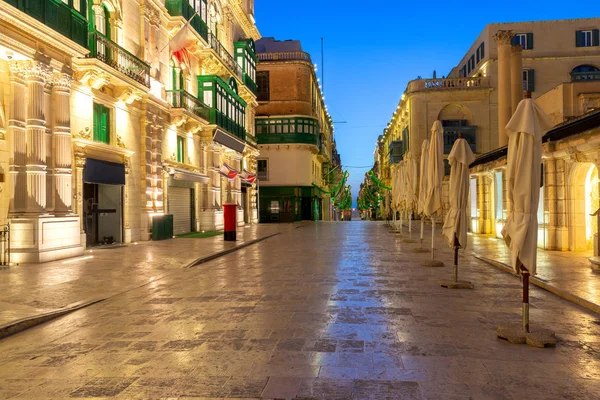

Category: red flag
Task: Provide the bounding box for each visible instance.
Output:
[219,163,239,180]
[240,170,256,184]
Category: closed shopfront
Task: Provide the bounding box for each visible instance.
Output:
[169,187,194,235]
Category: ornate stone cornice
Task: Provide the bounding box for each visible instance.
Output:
[23,60,53,82]
[493,30,514,45]
[141,4,161,26]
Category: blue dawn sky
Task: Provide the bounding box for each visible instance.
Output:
[254,1,595,205]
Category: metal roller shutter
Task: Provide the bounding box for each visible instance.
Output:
[169,187,192,235]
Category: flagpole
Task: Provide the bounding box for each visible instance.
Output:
[159,12,199,54]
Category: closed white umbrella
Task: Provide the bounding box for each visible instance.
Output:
[416,140,430,250]
[440,136,475,289]
[501,93,553,338]
[405,151,418,241]
[422,121,445,267]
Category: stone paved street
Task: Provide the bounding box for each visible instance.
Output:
[0,221,599,399]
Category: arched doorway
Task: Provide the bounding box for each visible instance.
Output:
[569,163,599,251]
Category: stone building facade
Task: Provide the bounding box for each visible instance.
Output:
[0,0,260,263]
[254,38,335,223]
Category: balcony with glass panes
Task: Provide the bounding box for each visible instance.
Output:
[198,75,247,141]
[234,39,258,95]
[255,117,321,146]
[4,0,88,48]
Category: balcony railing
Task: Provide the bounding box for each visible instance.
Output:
[443,127,477,154]
[88,31,150,88]
[207,33,243,80]
[256,133,319,146]
[571,71,600,81]
[165,0,208,41]
[244,73,257,94]
[211,109,246,141]
[257,51,312,62]
[166,89,210,121]
[5,0,88,48]
[408,76,489,92]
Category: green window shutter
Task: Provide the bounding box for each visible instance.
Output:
[576,30,583,47]
[93,103,100,141]
[103,5,111,39]
[100,106,109,144]
[527,69,535,93]
[593,29,600,46]
[527,33,534,49]
[177,136,184,163]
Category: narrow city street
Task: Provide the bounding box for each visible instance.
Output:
[0,221,599,399]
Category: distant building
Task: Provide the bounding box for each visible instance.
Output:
[255,37,335,222]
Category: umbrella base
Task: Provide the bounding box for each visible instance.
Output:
[439,280,473,289]
[412,248,429,253]
[420,260,445,267]
[497,324,557,347]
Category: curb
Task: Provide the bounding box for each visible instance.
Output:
[0,298,105,340]
[475,256,600,315]
[183,232,280,269]
[0,231,282,340]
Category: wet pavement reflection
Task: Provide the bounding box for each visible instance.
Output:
[0,221,599,399]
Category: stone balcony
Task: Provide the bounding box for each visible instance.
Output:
[407,76,490,93]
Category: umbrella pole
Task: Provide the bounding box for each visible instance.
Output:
[400,211,403,234]
[453,236,459,283]
[431,216,435,261]
[520,262,530,333]
[420,214,424,248]
[409,212,413,239]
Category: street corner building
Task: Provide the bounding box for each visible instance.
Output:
[0,0,261,263]
[253,37,340,223]
[370,18,600,265]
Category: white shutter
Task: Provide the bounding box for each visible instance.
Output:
[169,187,192,235]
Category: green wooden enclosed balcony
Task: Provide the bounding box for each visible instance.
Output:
[243,73,257,94]
[256,117,321,146]
[198,75,247,142]
[4,0,88,48]
[165,0,208,41]
[166,89,210,121]
[87,31,151,88]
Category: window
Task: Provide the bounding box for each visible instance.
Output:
[177,136,185,163]
[459,65,467,77]
[476,42,485,64]
[576,29,599,47]
[256,71,270,101]
[93,103,110,144]
[523,69,535,93]
[467,55,475,73]
[257,159,268,180]
[511,33,533,50]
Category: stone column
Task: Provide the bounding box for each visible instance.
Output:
[233,155,242,207]
[493,30,513,148]
[211,144,222,208]
[45,80,53,213]
[511,45,523,113]
[52,73,74,215]
[25,61,52,214]
[123,159,131,243]
[74,149,86,242]
[8,62,27,214]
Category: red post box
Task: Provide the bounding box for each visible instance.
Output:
[223,204,237,241]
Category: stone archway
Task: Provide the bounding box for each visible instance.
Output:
[568,162,599,251]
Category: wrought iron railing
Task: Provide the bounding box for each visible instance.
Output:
[571,71,600,81]
[88,31,151,88]
[257,51,312,62]
[166,89,210,121]
[244,73,257,94]
[207,33,243,80]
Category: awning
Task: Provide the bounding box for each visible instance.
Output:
[213,129,246,153]
[84,158,125,185]
[169,168,210,184]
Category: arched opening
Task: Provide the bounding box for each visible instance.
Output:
[569,163,599,251]
[570,65,600,81]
